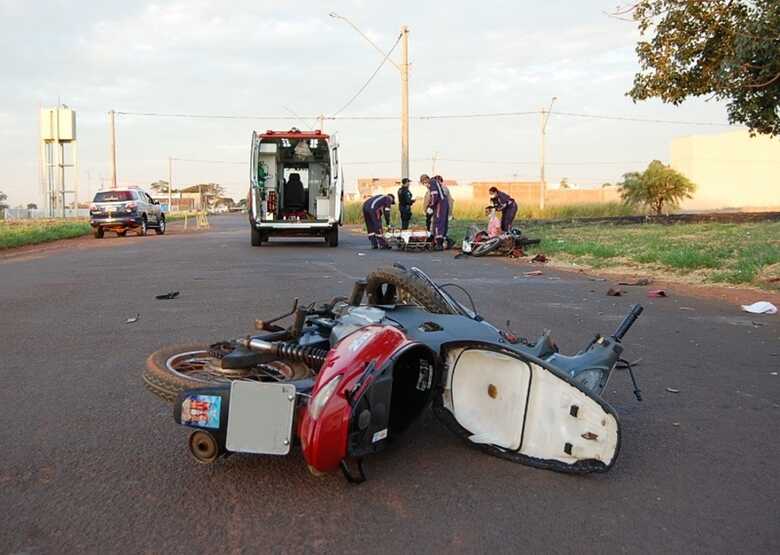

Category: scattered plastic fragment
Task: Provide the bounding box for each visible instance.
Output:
[666,387,680,394]
[524,270,543,277]
[530,254,548,263]
[741,301,777,315]
[770,372,778,376]
[619,278,652,286]
[672,422,680,427]
[357,253,366,256]
[126,313,140,324]
[679,306,695,311]
[647,289,667,298]
[156,291,180,300]
[607,287,625,297]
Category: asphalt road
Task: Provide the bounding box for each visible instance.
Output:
[1,215,778,554]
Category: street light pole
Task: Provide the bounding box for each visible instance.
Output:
[400,25,410,180]
[330,13,410,180]
[168,157,173,212]
[109,110,117,189]
[539,96,557,210]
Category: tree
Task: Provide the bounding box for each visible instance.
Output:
[559,177,571,189]
[619,160,696,215]
[625,0,780,136]
[26,203,37,210]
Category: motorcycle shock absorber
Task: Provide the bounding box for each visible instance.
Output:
[240,337,328,369]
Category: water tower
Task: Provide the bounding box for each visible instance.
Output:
[39,105,79,217]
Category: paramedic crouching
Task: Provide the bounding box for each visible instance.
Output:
[488,186,517,232]
[362,193,395,249]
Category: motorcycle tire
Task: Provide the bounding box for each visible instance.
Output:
[143,342,311,403]
[470,237,502,257]
[365,266,457,314]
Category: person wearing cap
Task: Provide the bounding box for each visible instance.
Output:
[362,193,395,249]
[419,174,449,250]
[488,186,517,232]
[397,178,415,230]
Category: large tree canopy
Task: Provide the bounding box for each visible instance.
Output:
[626,0,780,136]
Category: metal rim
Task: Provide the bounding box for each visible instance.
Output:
[159,219,166,232]
[165,350,312,384]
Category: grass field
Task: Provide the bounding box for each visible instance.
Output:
[448,219,780,289]
[0,219,92,250]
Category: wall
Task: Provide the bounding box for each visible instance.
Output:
[671,130,780,211]
[357,177,622,207]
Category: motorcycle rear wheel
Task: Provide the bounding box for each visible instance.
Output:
[365,266,457,314]
[143,342,312,403]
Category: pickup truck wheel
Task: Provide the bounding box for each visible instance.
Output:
[137,218,147,236]
[94,227,104,239]
[143,343,312,403]
[326,227,339,247]
[366,266,457,314]
[116,230,127,237]
[155,217,166,235]
[251,226,264,246]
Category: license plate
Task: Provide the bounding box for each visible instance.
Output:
[226,381,296,455]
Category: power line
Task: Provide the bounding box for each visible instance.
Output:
[115,109,732,126]
[171,158,245,165]
[331,32,403,117]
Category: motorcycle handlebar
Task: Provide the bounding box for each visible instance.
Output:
[612,304,644,341]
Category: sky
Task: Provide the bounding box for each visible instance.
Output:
[0,0,739,207]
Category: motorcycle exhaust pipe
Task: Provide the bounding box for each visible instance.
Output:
[239,337,328,369]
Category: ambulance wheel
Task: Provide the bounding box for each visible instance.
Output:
[326,227,339,247]
[365,266,457,314]
[188,430,222,464]
[251,226,264,246]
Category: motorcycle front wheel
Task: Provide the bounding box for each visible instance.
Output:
[470,237,502,257]
[143,342,313,403]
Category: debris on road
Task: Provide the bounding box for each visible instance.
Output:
[531,253,548,263]
[125,313,140,324]
[741,301,777,315]
[524,270,544,277]
[679,306,695,311]
[666,387,680,394]
[619,278,652,286]
[607,287,625,297]
[156,291,180,300]
[647,289,668,298]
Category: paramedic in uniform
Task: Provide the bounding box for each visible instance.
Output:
[397,178,414,230]
[423,175,454,234]
[420,174,450,250]
[488,186,517,232]
[362,193,395,249]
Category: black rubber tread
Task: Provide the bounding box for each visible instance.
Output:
[471,237,501,257]
[251,226,263,246]
[326,227,339,247]
[116,230,127,237]
[154,216,166,235]
[143,343,215,403]
[137,217,147,237]
[364,266,457,314]
[94,228,104,239]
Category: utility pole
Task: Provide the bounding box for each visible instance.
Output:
[318,114,325,132]
[431,152,438,176]
[109,110,117,189]
[168,157,173,212]
[539,96,557,210]
[400,25,410,181]
[330,13,410,181]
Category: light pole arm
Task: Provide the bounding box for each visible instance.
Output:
[329,13,402,72]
